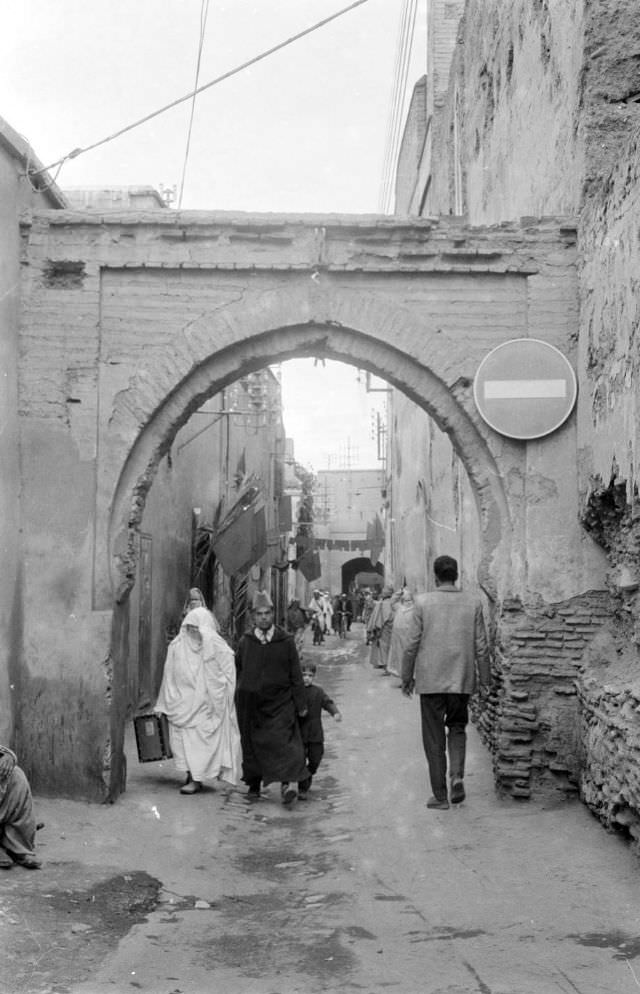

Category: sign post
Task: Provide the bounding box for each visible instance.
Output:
[473,338,577,441]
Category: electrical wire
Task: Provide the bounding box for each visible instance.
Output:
[29,0,371,182]
[379,0,411,212]
[380,0,409,207]
[178,0,210,209]
[378,0,405,211]
[379,2,405,210]
[378,0,418,214]
[382,0,418,213]
[387,0,417,210]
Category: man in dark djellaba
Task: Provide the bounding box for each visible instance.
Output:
[235,590,308,805]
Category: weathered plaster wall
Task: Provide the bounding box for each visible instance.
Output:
[425,0,640,810]
[0,151,23,746]
[579,132,640,496]
[387,392,481,596]
[432,0,586,221]
[0,122,65,752]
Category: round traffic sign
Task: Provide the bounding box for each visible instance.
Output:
[473,338,577,440]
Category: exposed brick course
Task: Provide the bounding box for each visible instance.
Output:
[475,591,611,799]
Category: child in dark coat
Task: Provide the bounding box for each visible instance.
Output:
[298,662,342,798]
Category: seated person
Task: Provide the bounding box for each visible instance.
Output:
[0,744,41,870]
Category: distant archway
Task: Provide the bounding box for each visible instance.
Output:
[342,557,385,593]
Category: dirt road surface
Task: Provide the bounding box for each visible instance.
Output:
[2,626,640,994]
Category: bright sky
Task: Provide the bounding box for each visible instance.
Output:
[1,0,427,470]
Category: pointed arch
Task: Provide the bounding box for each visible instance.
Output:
[104,286,511,605]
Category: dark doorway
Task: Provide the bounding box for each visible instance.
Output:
[342,556,384,593]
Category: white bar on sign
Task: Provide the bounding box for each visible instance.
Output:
[484,379,567,400]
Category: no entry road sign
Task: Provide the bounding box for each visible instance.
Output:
[473,338,577,440]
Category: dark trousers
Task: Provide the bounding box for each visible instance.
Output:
[298,741,323,791]
[419,693,469,801]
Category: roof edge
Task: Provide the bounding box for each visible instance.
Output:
[0,114,68,209]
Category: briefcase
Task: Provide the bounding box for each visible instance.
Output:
[134,713,173,762]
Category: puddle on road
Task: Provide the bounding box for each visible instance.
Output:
[567,930,640,959]
[201,889,358,982]
[233,845,337,881]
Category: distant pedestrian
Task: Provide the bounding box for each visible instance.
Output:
[369,585,394,670]
[154,606,241,794]
[297,662,342,799]
[321,590,334,634]
[362,590,375,642]
[387,586,416,680]
[181,587,219,629]
[307,590,326,645]
[166,586,217,645]
[0,745,41,869]
[401,555,491,810]
[235,591,308,805]
[334,592,353,635]
[286,598,308,653]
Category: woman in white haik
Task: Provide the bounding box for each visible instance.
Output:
[154,606,241,794]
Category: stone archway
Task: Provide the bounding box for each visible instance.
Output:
[104,314,510,801]
[19,210,596,801]
[105,293,512,610]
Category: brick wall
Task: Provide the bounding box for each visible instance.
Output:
[578,664,640,852]
[478,592,612,798]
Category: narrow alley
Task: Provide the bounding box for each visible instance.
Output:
[2,626,639,994]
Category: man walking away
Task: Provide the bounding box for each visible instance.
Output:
[401,555,491,810]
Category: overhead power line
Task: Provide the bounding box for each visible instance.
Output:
[29,0,371,182]
[178,0,211,209]
[379,0,413,212]
[379,0,418,214]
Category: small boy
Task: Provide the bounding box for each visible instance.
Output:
[298,662,342,798]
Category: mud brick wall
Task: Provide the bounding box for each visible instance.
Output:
[578,485,640,842]
[475,592,612,799]
[578,129,640,500]
[578,673,640,851]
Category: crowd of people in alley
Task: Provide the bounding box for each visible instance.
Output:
[149,561,489,814]
[0,555,491,870]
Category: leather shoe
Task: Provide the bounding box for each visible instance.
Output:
[426,795,449,810]
[450,779,465,804]
[180,780,202,795]
[14,854,41,869]
[281,783,298,805]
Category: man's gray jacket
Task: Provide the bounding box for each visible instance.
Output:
[401,585,491,694]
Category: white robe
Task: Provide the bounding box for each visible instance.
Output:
[307,597,326,630]
[155,608,241,785]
